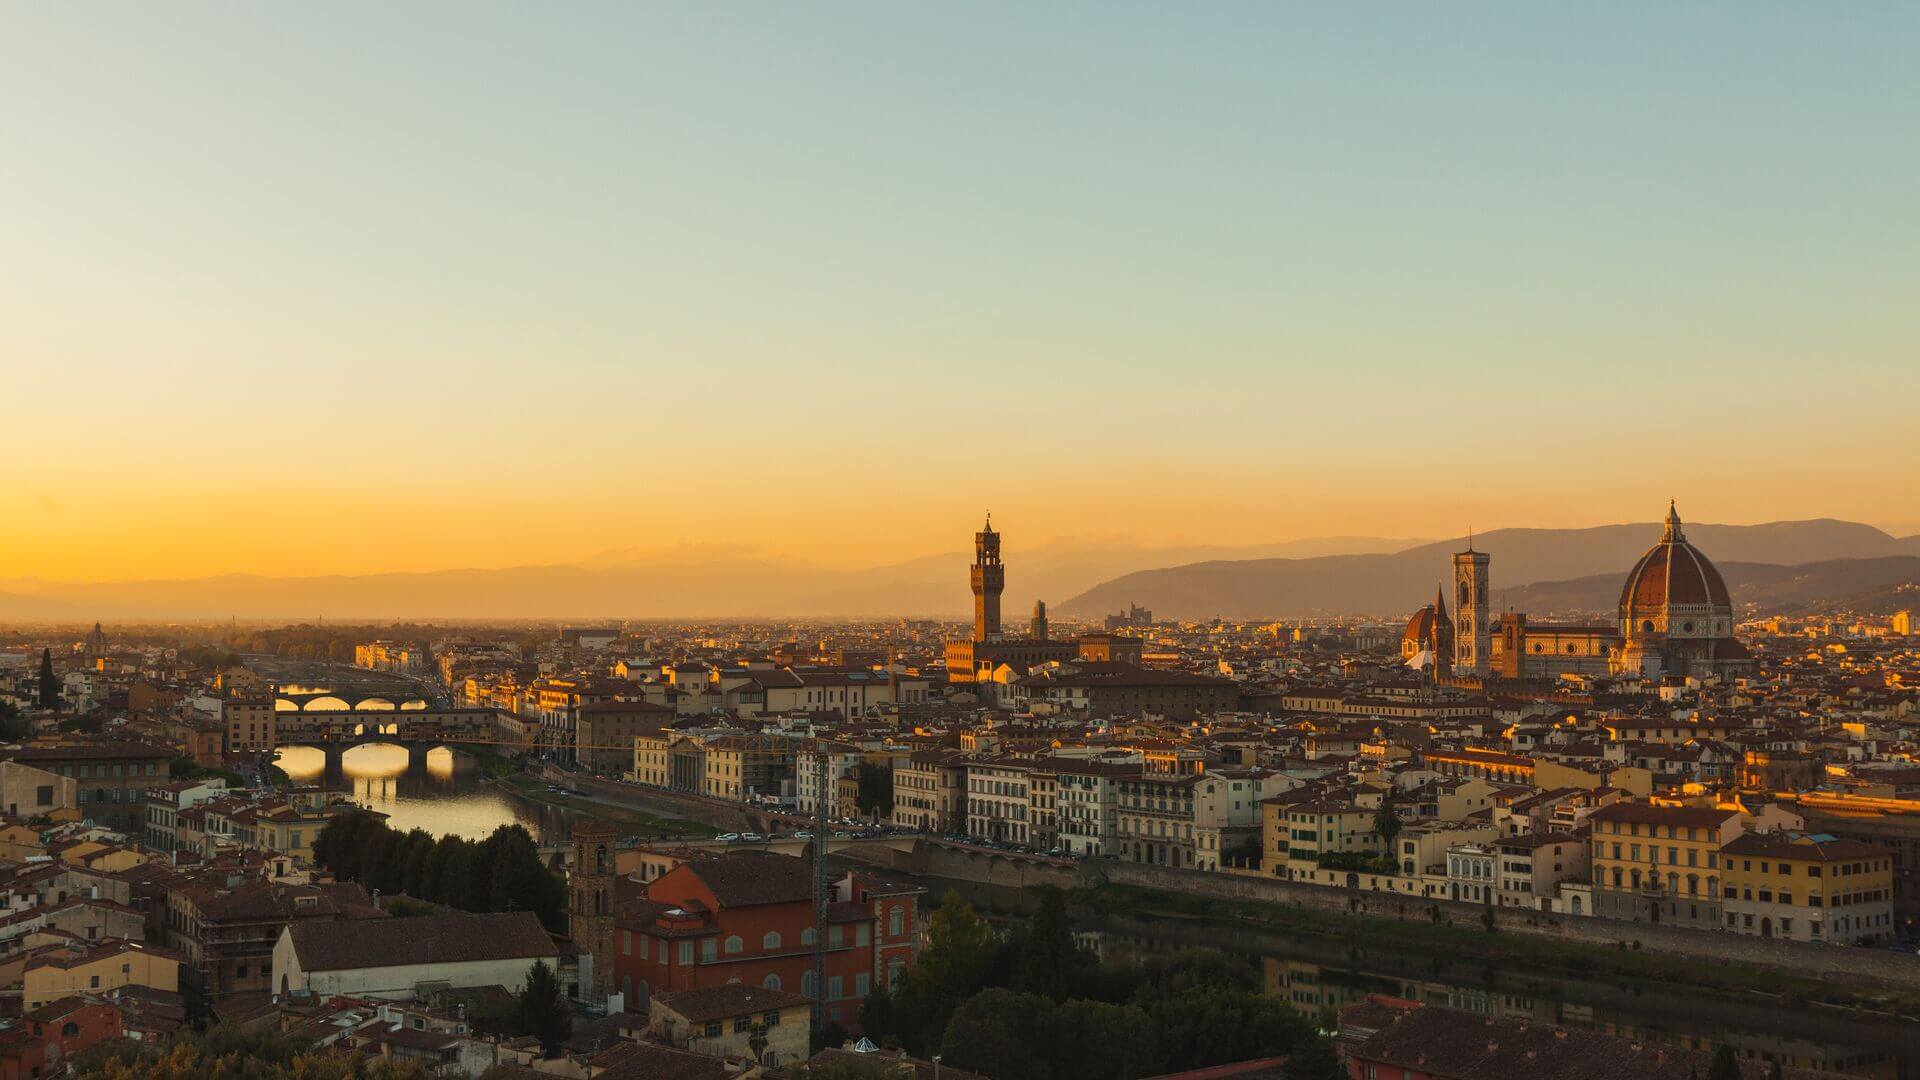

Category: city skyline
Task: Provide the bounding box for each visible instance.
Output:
[4,3,1918,581]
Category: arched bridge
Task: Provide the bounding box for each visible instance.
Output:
[275,689,437,712]
[274,708,497,769]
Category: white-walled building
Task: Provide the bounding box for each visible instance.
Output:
[273,911,560,1001]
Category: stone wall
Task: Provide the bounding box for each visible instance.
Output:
[1082,859,1920,992]
[533,767,758,831]
[836,842,1920,992]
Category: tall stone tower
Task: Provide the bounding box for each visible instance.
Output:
[569,817,616,1003]
[1452,544,1491,677]
[1031,599,1049,642]
[971,514,1004,642]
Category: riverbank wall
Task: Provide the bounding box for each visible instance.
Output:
[872,841,1920,994]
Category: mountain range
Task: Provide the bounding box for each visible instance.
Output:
[4,519,1915,623]
[0,534,1427,622]
[1057,519,1920,621]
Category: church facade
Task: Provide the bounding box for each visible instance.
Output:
[1403,503,1753,684]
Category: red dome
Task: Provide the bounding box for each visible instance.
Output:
[1618,504,1731,616]
[1402,603,1454,652]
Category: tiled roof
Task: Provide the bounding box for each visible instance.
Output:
[288,910,557,972]
[676,853,813,908]
[654,983,812,1023]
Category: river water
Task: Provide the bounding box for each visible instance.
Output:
[273,744,579,843]
[267,748,1913,1078]
[883,874,1917,1079]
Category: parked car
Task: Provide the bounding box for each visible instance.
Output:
[715,833,741,842]
[741,832,764,842]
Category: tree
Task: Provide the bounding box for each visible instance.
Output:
[939,989,1054,1080]
[1142,986,1314,1073]
[0,699,29,742]
[1009,887,1092,1000]
[855,763,894,817]
[518,960,572,1057]
[1280,1034,1346,1080]
[881,891,1001,1053]
[1707,1045,1742,1080]
[1049,999,1158,1080]
[37,648,60,710]
[1373,799,1401,848]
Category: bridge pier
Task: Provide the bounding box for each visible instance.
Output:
[406,743,433,771]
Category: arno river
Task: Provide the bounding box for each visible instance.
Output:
[274,744,1913,1078]
[273,744,580,842]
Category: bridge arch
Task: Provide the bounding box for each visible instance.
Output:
[303,696,352,712]
[355,697,397,711]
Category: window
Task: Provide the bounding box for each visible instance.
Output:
[764,1010,781,1027]
[704,1021,723,1038]
[725,935,743,955]
[62,1022,79,1037]
[678,941,693,965]
[763,974,782,991]
[734,1017,752,1033]
[763,931,781,950]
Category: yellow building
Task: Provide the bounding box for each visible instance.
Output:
[23,939,182,1011]
[1588,802,1745,929]
[1271,798,1382,881]
[701,736,793,802]
[1721,832,1895,944]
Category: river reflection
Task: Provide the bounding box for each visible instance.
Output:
[274,744,577,843]
[879,872,1914,1079]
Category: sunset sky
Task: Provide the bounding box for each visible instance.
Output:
[4,4,1916,582]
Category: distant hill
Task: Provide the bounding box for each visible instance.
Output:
[0,533,1428,622]
[1501,556,1920,618]
[3,520,1909,623]
[1058,519,1920,621]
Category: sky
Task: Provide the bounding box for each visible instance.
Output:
[3,3,1916,582]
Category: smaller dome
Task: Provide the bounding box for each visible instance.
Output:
[1403,603,1454,652]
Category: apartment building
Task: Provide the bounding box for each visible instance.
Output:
[795,742,864,818]
[1494,831,1589,910]
[22,939,181,1012]
[702,736,794,803]
[1114,773,1205,868]
[1721,831,1895,944]
[890,750,966,834]
[0,742,175,834]
[965,759,1033,844]
[1036,759,1122,858]
[223,696,277,755]
[1272,799,1383,881]
[1588,802,1747,929]
[575,699,674,774]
